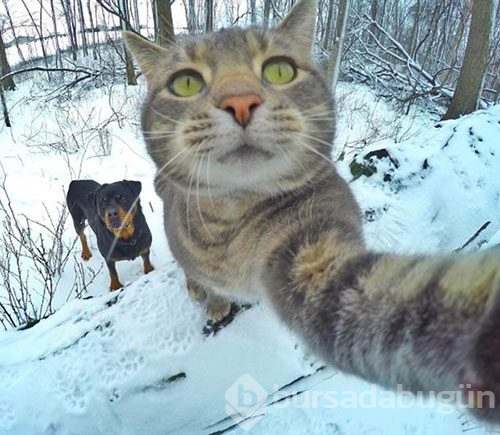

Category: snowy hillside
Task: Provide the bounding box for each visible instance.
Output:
[1,73,500,434]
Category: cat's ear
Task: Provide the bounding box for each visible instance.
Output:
[122,31,168,84]
[276,0,317,53]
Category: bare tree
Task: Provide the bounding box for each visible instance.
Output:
[443,0,498,119]
[19,0,50,69]
[87,0,98,60]
[263,0,272,28]
[0,84,11,127]
[61,0,78,60]
[118,0,137,85]
[327,0,350,90]
[76,0,89,56]
[0,28,15,91]
[187,0,197,33]
[249,0,257,24]
[155,0,175,46]
[322,0,335,50]
[2,0,25,63]
[205,0,214,32]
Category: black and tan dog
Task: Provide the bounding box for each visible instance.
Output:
[66,179,154,290]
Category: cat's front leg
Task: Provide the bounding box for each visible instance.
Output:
[186,277,207,301]
[186,277,232,322]
[206,293,232,322]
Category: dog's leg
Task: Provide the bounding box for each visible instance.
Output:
[107,260,123,291]
[141,249,154,274]
[79,233,92,261]
[67,200,92,261]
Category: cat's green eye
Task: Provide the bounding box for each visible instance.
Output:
[168,70,204,97]
[262,58,296,85]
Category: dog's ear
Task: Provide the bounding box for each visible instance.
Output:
[124,180,142,198]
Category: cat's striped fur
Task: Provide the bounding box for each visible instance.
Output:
[124,0,500,422]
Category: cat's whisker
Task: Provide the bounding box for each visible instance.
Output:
[143,129,178,136]
[185,156,200,241]
[293,131,335,149]
[206,150,216,209]
[151,107,181,125]
[196,156,214,238]
[302,104,335,116]
[153,29,185,51]
[143,132,177,140]
[303,115,335,121]
[287,134,335,167]
[156,147,189,179]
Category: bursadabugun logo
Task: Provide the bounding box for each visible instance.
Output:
[225,374,268,430]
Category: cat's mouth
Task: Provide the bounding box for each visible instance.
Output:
[216,144,274,164]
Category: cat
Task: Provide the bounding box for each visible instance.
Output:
[124,0,500,423]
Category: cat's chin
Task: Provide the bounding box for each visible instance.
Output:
[215,144,274,165]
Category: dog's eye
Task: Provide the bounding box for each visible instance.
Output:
[102,196,109,203]
[116,194,123,202]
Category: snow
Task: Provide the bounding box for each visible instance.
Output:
[1,69,500,434]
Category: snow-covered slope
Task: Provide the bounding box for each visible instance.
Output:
[337,97,500,255]
[1,76,500,434]
[0,262,487,435]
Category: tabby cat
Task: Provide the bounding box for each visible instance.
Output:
[124,0,500,422]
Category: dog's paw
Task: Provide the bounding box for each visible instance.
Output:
[109,280,123,291]
[81,250,92,261]
[205,297,231,322]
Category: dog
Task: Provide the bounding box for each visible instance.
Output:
[66,179,154,290]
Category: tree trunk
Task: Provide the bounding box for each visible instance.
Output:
[0,83,11,127]
[187,0,197,33]
[155,0,175,46]
[443,0,498,120]
[205,0,214,33]
[2,0,25,63]
[20,0,50,69]
[249,0,256,24]
[77,0,89,56]
[322,0,335,51]
[132,0,141,30]
[0,31,15,91]
[118,0,137,85]
[61,0,78,60]
[87,0,98,60]
[263,0,271,28]
[49,0,63,67]
[408,0,421,57]
[327,0,350,91]
[369,0,379,40]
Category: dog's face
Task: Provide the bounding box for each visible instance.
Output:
[88,180,142,239]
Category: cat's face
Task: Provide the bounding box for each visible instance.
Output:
[125,0,333,195]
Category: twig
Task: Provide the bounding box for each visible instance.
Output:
[455,221,491,253]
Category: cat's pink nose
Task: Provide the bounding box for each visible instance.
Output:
[220,95,263,127]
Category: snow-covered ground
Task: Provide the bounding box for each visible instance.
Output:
[1,69,500,434]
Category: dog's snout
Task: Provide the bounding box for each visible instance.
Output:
[107,207,119,218]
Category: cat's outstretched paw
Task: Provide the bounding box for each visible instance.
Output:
[205,296,231,322]
[464,288,500,423]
